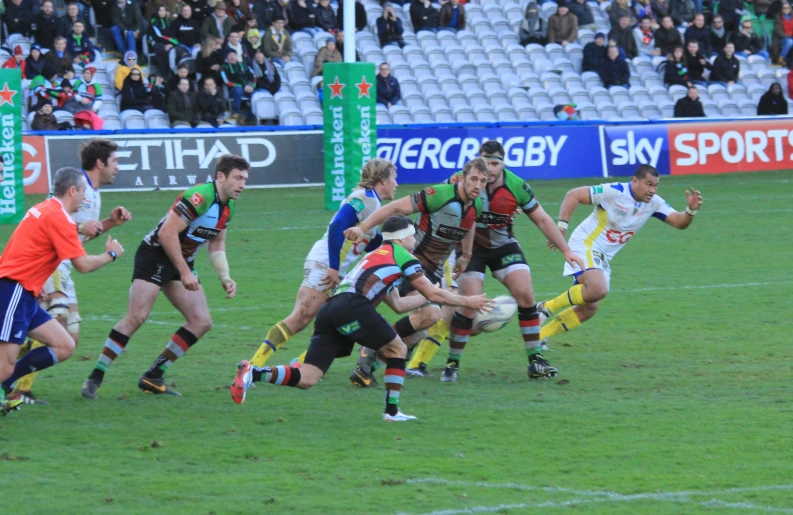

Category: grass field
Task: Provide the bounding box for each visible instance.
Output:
[0,171,791,514]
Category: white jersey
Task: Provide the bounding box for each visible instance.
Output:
[73,175,102,243]
[569,182,674,263]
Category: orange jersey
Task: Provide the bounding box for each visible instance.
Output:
[0,198,87,296]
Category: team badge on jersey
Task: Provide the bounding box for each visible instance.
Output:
[190,193,203,206]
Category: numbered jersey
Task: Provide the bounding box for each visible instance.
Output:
[449,169,538,249]
[569,182,674,262]
[335,242,424,304]
[410,184,482,277]
[143,182,235,262]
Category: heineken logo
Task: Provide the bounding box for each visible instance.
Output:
[0,83,17,107]
[329,76,345,99]
[356,76,372,98]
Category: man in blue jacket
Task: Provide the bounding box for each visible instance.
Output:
[376,62,402,108]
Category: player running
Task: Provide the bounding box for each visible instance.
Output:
[0,168,124,415]
[537,164,703,344]
[407,140,586,382]
[343,158,488,387]
[230,215,492,421]
[245,159,398,369]
[8,139,131,405]
[80,154,249,399]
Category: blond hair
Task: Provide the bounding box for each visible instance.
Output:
[462,157,489,177]
[357,158,396,189]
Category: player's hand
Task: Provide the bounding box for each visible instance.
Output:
[104,234,124,257]
[181,272,200,291]
[320,268,341,289]
[81,219,104,238]
[546,229,566,251]
[563,248,586,272]
[110,206,132,225]
[464,294,494,313]
[452,256,470,279]
[344,226,365,242]
[222,278,237,299]
[685,188,703,211]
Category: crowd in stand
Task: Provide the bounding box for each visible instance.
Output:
[1,0,791,127]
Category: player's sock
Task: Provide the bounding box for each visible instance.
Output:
[251,365,301,386]
[14,339,43,392]
[539,308,583,340]
[545,285,586,314]
[383,357,406,416]
[88,329,130,385]
[519,305,542,359]
[407,319,449,369]
[1,347,58,390]
[447,312,473,367]
[393,316,417,339]
[292,350,307,366]
[250,321,293,367]
[143,327,199,379]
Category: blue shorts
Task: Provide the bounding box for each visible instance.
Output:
[0,278,52,345]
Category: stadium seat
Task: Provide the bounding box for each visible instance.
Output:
[144,109,170,128]
[637,100,662,119]
[668,84,688,102]
[120,110,145,129]
[718,100,740,117]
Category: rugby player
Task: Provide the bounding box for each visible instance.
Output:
[80,155,249,399]
[246,159,398,369]
[9,139,131,405]
[0,168,124,414]
[230,216,492,421]
[538,164,703,344]
[343,158,489,386]
[408,141,586,382]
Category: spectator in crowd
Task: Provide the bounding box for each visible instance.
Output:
[772,2,793,65]
[30,68,61,111]
[378,3,406,47]
[1,47,26,75]
[684,13,711,54]
[734,19,769,59]
[201,2,235,40]
[709,15,731,55]
[198,77,228,126]
[263,16,293,66]
[224,30,253,65]
[599,45,631,87]
[519,3,548,46]
[245,13,260,32]
[149,1,175,74]
[664,46,691,86]
[25,45,47,79]
[583,32,607,71]
[32,102,61,131]
[710,41,740,85]
[650,0,672,23]
[312,38,342,77]
[439,0,466,31]
[166,64,194,94]
[111,0,144,54]
[753,0,774,16]
[120,67,152,111]
[674,85,705,116]
[633,0,658,27]
[569,0,596,31]
[221,50,255,121]
[757,82,789,114]
[337,0,368,32]
[5,0,34,37]
[167,77,200,126]
[253,0,286,31]
[717,0,745,31]
[252,49,282,94]
[554,103,581,120]
[55,79,83,114]
[548,0,579,47]
[34,1,60,51]
[227,0,249,23]
[149,74,169,111]
[656,15,683,56]
[609,0,637,27]
[670,0,695,27]
[789,60,793,91]
[60,3,93,38]
[247,29,263,53]
[609,14,638,57]
[316,0,339,31]
[115,51,143,91]
[411,0,440,32]
[44,37,76,79]
[197,36,224,88]
[635,16,662,56]
[333,30,360,60]
[376,62,401,108]
[68,21,99,65]
[73,66,103,112]
[684,40,711,85]
[144,0,180,20]
[169,4,203,72]
[289,0,321,35]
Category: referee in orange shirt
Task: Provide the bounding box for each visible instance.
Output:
[0,167,124,414]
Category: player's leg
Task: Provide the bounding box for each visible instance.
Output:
[438,271,482,383]
[540,269,609,341]
[9,338,49,405]
[0,343,23,414]
[537,248,609,323]
[2,318,75,392]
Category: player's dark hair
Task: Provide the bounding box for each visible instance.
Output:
[634,164,659,179]
[53,167,85,197]
[462,157,489,177]
[479,140,505,158]
[215,154,250,178]
[79,138,118,171]
[382,215,412,234]
[358,158,396,189]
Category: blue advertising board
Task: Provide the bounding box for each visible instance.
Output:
[601,124,671,177]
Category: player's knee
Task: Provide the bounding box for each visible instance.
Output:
[297,367,322,388]
[381,339,408,359]
[193,316,213,336]
[125,311,150,331]
[513,290,536,308]
[52,334,76,361]
[412,306,441,331]
[585,282,609,301]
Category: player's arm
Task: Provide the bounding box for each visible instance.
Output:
[557,186,593,227]
[72,235,125,273]
[344,196,415,242]
[527,202,587,272]
[659,188,702,230]
[321,203,362,289]
[208,229,236,299]
[453,228,475,279]
[382,287,429,314]
[409,274,491,312]
[158,211,200,291]
[100,206,132,233]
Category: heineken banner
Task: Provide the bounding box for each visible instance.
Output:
[323,62,377,210]
[0,69,23,223]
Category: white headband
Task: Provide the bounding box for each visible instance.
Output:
[382,225,415,241]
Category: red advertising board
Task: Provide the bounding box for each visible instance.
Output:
[22,135,50,194]
[669,119,793,175]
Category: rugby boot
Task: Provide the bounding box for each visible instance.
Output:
[383,411,417,422]
[349,365,378,388]
[1,388,22,416]
[528,355,558,379]
[7,390,49,405]
[405,363,432,378]
[231,361,253,404]
[138,376,181,396]
[81,378,100,400]
[440,363,459,383]
[537,300,551,325]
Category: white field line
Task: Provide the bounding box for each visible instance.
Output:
[84,314,250,331]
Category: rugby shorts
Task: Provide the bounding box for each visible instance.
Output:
[132,243,196,287]
[0,278,52,345]
[563,243,612,289]
[459,242,530,283]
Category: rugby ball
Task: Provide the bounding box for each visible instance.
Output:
[473,295,517,333]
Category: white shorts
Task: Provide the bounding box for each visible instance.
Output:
[301,260,333,295]
[41,261,77,305]
[562,243,612,290]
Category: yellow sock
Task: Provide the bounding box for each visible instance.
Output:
[250,321,293,367]
[293,350,307,365]
[545,284,586,314]
[407,319,449,369]
[540,308,583,340]
[14,339,44,392]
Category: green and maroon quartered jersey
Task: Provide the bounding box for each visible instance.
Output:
[335,242,424,305]
[143,182,235,262]
[448,169,538,249]
[409,184,483,277]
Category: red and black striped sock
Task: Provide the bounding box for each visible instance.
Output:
[144,327,198,379]
[383,358,406,416]
[253,365,302,387]
[518,305,542,360]
[89,328,130,384]
[447,312,473,367]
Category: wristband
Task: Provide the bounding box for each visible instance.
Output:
[685,207,697,216]
[557,220,569,230]
[107,250,117,261]
[209,251,231,282]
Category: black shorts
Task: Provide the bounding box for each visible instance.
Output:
[304,293,397,374]
[465,242,529,279]
[396,268,440,297]
[132,243,196,287]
